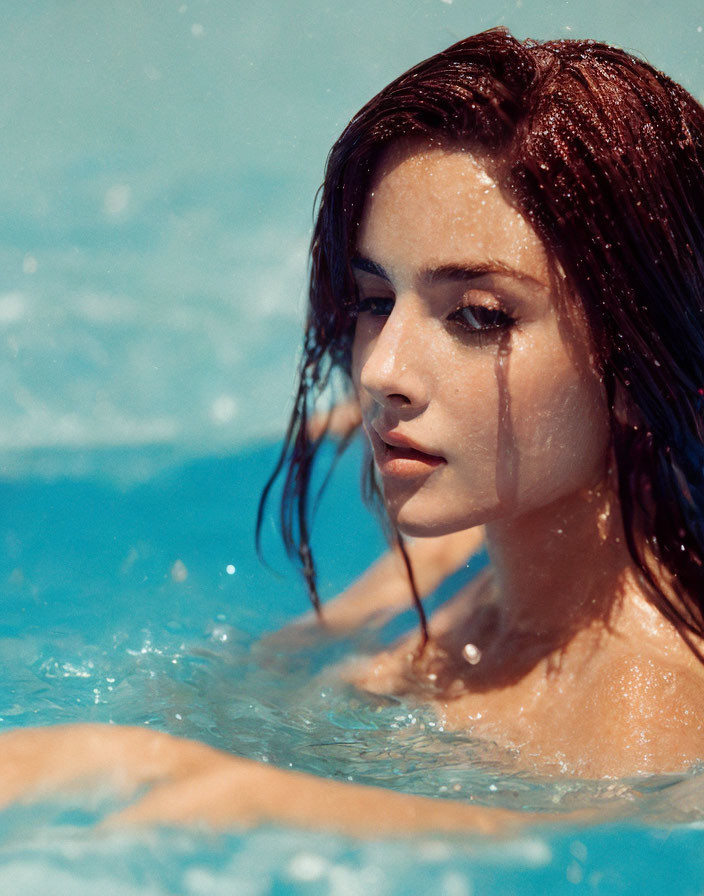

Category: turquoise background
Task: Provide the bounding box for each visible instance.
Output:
[0,0,701,473]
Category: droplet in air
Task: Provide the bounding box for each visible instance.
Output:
[226,564,236,575]
[211,394,238,424]
[286,852,329,883]
[171,559,188,582]
[104,184,132,217]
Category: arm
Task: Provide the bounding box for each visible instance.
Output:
[0,724,519,836]
[261,527,484,651]
[321,528,484,630]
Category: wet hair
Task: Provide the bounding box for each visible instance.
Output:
[258,27,704,651]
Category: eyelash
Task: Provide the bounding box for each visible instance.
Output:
[354,297,516,343]
[355,297,394,317]
[449,304,516,338]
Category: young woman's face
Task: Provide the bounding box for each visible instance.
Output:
[351,142,610,536]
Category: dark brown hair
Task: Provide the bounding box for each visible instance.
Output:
[259,28,704,647]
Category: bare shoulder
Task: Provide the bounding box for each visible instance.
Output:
[576,650,704,774]
[349,568,491,695]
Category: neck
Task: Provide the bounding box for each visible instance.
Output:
[483,482,641,646]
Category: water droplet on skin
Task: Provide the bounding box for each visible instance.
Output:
[462,643,482,665]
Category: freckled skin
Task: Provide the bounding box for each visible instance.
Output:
[350,142,704,777]
[352,143,609,535]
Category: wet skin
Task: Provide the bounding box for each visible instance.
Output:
[349,141,704,776]
[352,141,609,537]
[2,144,704,832]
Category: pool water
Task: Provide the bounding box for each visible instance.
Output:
[2,1,704,892]
[2,440,704,894]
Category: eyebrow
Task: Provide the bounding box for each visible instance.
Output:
[351,254,544,287]
[351,255,389,278]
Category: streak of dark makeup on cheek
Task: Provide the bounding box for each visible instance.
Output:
[495,329,519,507]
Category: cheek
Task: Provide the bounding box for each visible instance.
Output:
[350,322,369,396]
[446,366,501,449]
[512,351,609,498]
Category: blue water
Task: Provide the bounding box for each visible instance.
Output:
[3,440,704,894]
[3,1,704,893]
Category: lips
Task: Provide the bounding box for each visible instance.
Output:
[370,427,446,477]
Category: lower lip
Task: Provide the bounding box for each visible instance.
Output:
[376,443,445,478]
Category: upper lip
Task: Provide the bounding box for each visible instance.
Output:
[372,426,444,459]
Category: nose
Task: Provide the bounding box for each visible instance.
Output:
[355,298,429,412]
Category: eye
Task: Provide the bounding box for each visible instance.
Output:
[355,296,394,317]
[450,304,515,334]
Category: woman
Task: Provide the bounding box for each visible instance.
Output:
[3,28,704,832]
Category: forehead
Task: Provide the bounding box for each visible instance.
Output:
[357,141,551,287]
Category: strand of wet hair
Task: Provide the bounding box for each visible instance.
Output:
[395,530,429,650]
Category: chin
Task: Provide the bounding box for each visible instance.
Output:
[389,490,501,537]
[394,510,482,539]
